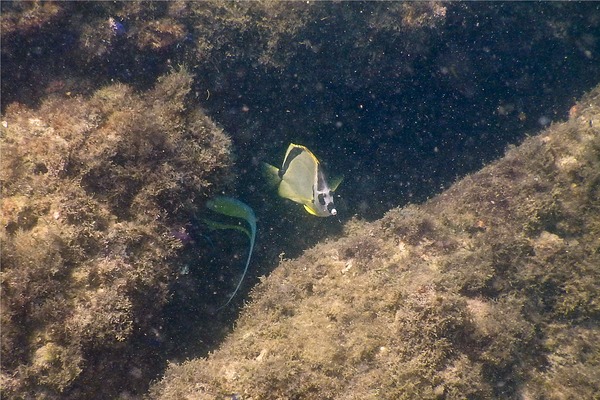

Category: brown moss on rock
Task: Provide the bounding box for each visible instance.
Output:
[0,1,65,37]
[150,86,600,399]
[134,18,187,51]
[523,324,600,398]
[0,69,232,398]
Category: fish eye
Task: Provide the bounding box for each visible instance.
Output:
[318,193,326,205]
[331,208,337,216]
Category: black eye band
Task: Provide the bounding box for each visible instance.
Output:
[318,193,326,205]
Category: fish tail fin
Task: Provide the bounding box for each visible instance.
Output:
[262,162,282,187]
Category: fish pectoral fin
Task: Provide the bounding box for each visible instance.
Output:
[329,175,343,192]
[262,162,281,187]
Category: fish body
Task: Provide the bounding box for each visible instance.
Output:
[204,196,256,309]
[264,143,340,217]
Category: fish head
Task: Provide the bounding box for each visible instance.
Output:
[310,165,337,217]
[314,188,337,216]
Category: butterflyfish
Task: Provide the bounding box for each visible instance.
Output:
[263,143,341,217]
[203,196,256,309]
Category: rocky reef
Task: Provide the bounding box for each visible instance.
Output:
[150,87,600,399]
[2,2,600,399]
[0,69,232,398]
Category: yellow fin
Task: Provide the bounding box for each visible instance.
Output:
[279,145,318,202]
[303,204,320,216]
[278,179,312,204]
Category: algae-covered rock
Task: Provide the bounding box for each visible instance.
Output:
[0,69,232,398]
[150,87,600,399]
[2,3,599,399]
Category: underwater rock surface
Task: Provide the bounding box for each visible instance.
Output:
[151,87,600,399]
[0,70,232,398]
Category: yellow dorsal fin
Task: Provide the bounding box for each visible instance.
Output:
[278,180,312,204]
[279,145,317,203]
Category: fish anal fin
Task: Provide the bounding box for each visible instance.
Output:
[303,204,321,216]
